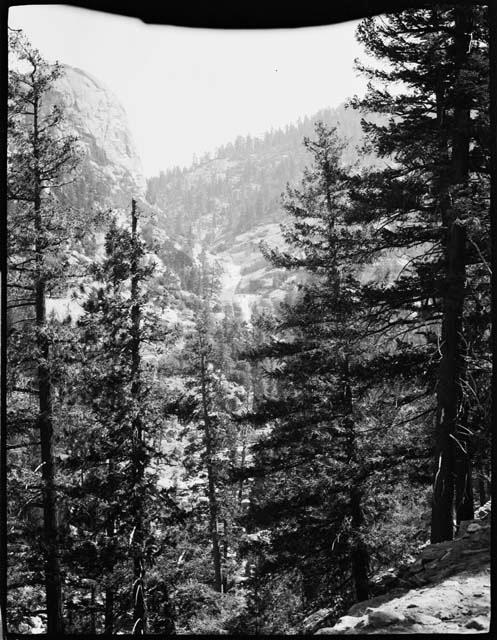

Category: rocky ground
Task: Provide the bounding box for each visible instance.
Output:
[317,569,490,634]
[305,502,491,635]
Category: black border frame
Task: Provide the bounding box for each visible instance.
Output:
[1,1,494,638]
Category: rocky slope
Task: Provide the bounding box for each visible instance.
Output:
[44,64,430,340]
[44,65,170,321]
[46,64,390,324]
[305,502,491,635]
[318,570,490,634]
[145,105,390,320]
[45,63,412,329]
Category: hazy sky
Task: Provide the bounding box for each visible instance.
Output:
[9,5,370,177]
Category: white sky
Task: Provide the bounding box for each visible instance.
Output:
[9,5,370,177]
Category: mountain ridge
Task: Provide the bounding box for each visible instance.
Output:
[49,64,390,322]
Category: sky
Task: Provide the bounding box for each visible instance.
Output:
[9,5,371,177]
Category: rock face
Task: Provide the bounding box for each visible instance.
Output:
[145,105,388,318]
[46,65,146,209]
[301,608,337,634]
[41,65,156,323]
[314,570,490,634]
[369,514,491,596]
[45,66,400,321]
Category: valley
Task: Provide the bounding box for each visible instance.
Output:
[6,13,492,635]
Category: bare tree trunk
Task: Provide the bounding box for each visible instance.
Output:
[34,93,64,635]
[431,222,465,542]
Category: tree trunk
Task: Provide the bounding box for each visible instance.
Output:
[130,199,146,634]
[301,565,320,607]
[104,460,115,635]
[454,456,474,523]
[34,93,64,635]
[489,0,497,521]
[238,434,246,507]
[475,456,490,507]
[104,586,114,635]
[200,350,223,592]
[454,406,474,523]
[478,474,487,507]
[431,6,473,543]
[222,519,229,593]
[350,487,369,602]
[207,455,223,593]
[431,221,465,542]
[89,582,96,634]
[343,372,369,602]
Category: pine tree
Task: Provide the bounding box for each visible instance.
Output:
[255,124,370,604]
[7,28,83,633]
[168,252,248,595]
[72,203,180,633]
[237,124,429,622]
[350,5,490,542]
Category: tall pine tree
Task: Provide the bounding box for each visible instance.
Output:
[7,29,84,633]
[350,5,490,542]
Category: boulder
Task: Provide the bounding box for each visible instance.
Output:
[475,500,491,521]
[404,611,441,626]
[302,608,335,634]
[465,617,487,631]
[348,590,405,617]
[366,607,406,627]
[315,615,363,634]
[409,558,424,573]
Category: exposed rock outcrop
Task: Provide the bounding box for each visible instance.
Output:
[46,65,146,209]
[315,570,490,634]
[309,503,491,634]
[369,504,491,596]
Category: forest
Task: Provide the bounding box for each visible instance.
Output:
[5,4,493,636]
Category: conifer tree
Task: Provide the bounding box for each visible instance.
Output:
[239,124,427,620]
[72,202,179,633]
[251,124,366,605]
[7,29,83,633]
[350,5,490,542]
[170,253,248,594]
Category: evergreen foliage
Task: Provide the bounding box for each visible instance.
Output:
[235,123,432,628]
[7,28,86,633]
[5,13,492,634]
[348,5,490,542]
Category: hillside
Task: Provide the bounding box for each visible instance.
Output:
[46,65,389,322]
[7,24,491,635]
[145,105,387,319]
[307,503,491,634]
[146,103,379,243]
